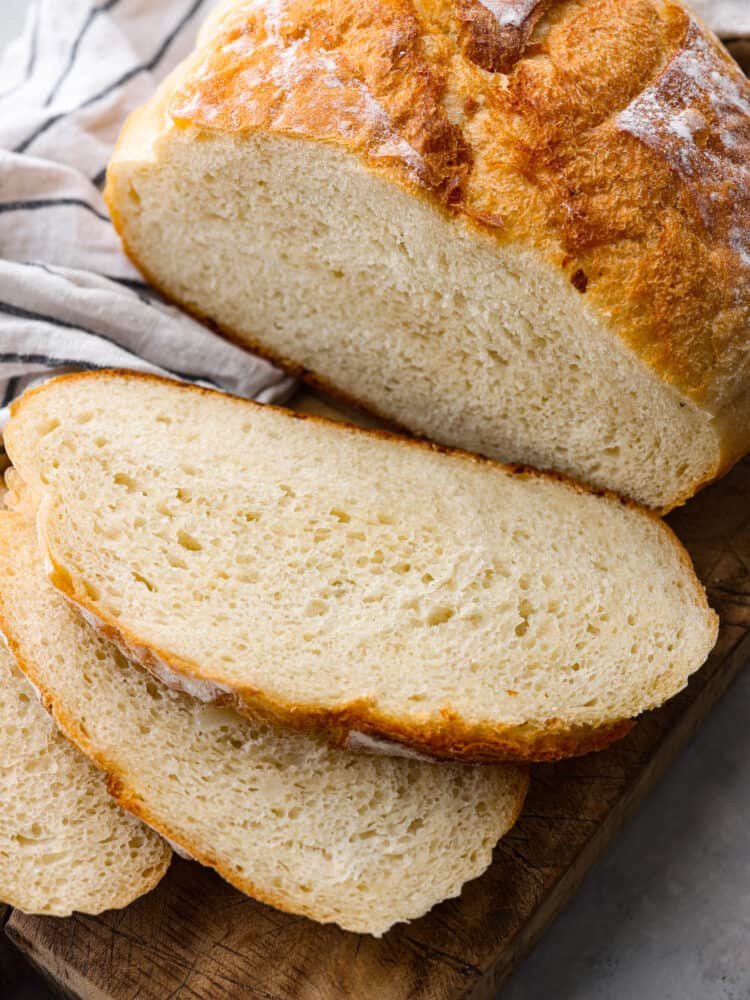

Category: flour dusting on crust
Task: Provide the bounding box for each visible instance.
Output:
[344,729,439,762]
[618,19,750,283]
[164,837,195,861]
[172,0,428,183]
[476,0,543,29]
[71,601,234,703]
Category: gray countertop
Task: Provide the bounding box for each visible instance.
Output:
[1,3,749,998]
[501,665,750,1000]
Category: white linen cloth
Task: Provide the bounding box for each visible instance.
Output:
[0,0,746,428]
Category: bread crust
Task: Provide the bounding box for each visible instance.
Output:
[43,573,640,762]
[7,370,717,764]
[455,0,552,74]
[0,639,170,916]
[104,0,750,505]
[2,626,525,934]
[128,0,750,410]
[0,516,530,933]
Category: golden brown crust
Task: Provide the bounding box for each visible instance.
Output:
[133,0,750,422]
[7,370,716,763]
[50,550,638,763]
[172,0,473,201]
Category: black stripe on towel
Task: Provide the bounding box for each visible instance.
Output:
[19,261,156,299]
[14,0,208,154]
[102,275,154,293]
[1,376,20,407]
[0,299,128,340]
[0,301,220,387]
[0,198,110,223]
[0,352,103,370]
[44,0,123,107]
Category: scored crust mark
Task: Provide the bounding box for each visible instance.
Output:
[617,17,750,295]
[495,0,750,404]
[455,0,552,73]
[171,0,473,204]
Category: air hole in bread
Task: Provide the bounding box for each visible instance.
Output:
[177,530,202,552]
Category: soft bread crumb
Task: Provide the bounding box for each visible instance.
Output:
[3,372,718,762]
[0,639,169,917]
[0,511,528,935]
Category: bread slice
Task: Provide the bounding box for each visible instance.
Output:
[0,636,169,917]
[0,512,527,936]
[104,0,750,511]
[4,371,718,762]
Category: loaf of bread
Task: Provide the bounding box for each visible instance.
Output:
[0,637,169,916]
[0,511,527,936]
[105,0,750,511]
[4,371,718,762]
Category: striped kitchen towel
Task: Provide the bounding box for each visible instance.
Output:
[0,0,295,429]
[0,1,747,429]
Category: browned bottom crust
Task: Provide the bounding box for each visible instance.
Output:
[48,552,636,764]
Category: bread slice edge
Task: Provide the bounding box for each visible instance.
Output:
[6,370,717,763]
[0,509,530,935]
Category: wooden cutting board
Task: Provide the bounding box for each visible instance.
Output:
[4,399,750,1000]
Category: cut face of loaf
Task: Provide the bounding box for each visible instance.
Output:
[0,639,169,917]
[4,372,718,762]
[0,513,527,936]
[104,0,750,511]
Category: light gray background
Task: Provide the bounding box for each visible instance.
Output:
[1,3,749,998]
[2,3,27,51]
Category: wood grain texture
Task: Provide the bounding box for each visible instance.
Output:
[5,397,750,1000]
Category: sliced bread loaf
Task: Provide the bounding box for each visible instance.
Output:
[4,371,718,762]
[104,0,750,511]
[0,637,169,916]
[0,511,527,936]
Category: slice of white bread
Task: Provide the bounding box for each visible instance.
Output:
[0,637,169,917]
[0,512,527,936]
[104,0,750,512]
[4,371,718,762]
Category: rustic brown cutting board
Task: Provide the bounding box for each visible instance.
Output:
[5,396,750,1000]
